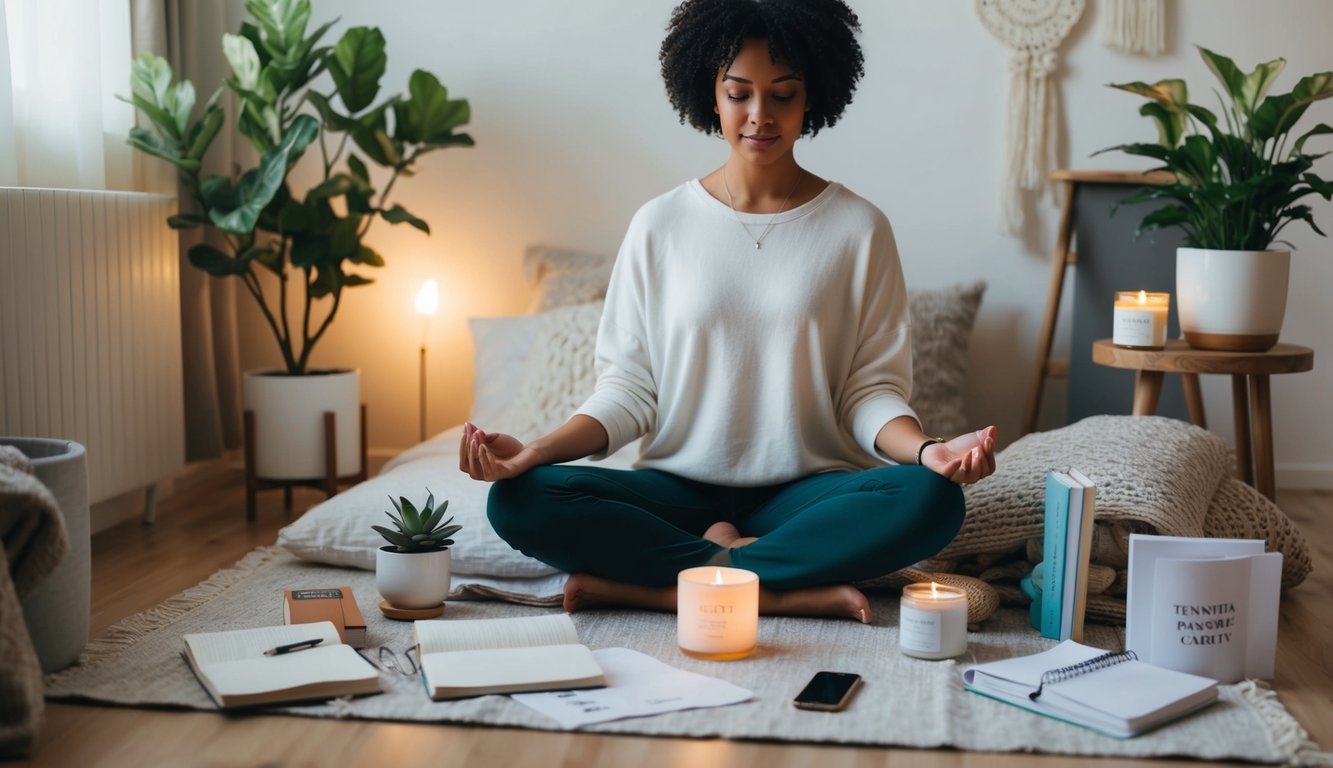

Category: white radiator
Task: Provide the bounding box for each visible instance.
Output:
[1,187,184,505]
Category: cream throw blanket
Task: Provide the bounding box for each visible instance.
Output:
[0,446,68,758]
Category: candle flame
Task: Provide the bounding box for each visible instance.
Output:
[713,568,724,585]
[930,581,940,597]
[1137,290,1147,304]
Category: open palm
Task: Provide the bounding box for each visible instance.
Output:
[922,426,998,484]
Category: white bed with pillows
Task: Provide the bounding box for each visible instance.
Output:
[277,246,1310,617]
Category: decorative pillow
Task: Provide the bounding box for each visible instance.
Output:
[907,281,985,438]
[522,245,613,312]
[276,440,561,577]
[492,301,603,437]
[467,313,541,427]
[944,414,1311,590]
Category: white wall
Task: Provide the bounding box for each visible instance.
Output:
[233,0,1333,487]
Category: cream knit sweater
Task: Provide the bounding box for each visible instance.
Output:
[575,179,918,486]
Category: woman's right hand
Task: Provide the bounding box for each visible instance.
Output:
[459,422,542,482]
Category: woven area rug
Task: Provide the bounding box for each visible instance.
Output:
[46,547,1326,764]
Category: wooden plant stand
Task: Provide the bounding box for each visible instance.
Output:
[243,405,368,520]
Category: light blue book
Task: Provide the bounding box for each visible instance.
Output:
[1040,471,1071,639]
[1041,468,1096,641]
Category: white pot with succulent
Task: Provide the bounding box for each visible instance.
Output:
[123,0,474,480]
[1104,46,1332,351]
[374,490,460,615]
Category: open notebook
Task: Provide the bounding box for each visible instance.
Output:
[414,613,606,700]
[182,621,381,709]
[962,640,1218,738]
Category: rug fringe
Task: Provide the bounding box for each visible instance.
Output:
[1237,680,1332,766]
[44,546,287,684]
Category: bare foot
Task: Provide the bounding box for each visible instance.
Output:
[762,585,873,624]
[703,522,759,549]
[564,573,676,613]
[562,573,872,623]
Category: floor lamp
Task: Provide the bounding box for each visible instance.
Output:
[415,279,439,443]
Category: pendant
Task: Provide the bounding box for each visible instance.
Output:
[754,242,761,250]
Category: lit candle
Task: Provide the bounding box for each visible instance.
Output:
[677,566,759,660]
[1113,290,1169,349]
[899,582,968,660]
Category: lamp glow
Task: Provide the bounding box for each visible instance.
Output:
[416,279,439,316]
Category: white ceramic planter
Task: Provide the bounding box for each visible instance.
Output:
[242,368,360,480]
[376,547,452,609]
[1176,248,1290,352]
[4,437,89,673]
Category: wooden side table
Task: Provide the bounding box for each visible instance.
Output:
[1091,339,1313,501]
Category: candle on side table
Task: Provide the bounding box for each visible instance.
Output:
[899,582,968,660]
[1113,290,1170,349]
[677,567,759,660]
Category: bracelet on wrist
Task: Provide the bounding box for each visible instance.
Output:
[916,437,946,465]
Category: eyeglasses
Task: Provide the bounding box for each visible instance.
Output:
[358,646,419,677]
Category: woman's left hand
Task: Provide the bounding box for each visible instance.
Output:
[921,426,998,484]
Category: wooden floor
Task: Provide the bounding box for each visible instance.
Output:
[23,460,1333,768]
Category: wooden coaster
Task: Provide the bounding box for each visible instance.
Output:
[378,600,444,620]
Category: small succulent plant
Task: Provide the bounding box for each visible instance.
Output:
[372,489,461,553]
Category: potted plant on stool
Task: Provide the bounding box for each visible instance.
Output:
[1102,46,1333,351]
[373,490,460,619]
[122,0,473,514]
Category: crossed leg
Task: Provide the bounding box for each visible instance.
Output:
[562,522,873,623]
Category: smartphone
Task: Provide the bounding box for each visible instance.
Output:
[792,671,863,711]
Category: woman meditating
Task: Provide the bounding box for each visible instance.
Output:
[461,0,997,623]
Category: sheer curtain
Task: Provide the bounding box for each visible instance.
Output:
[1,0,242,461]
[0,0,134,189]
[130,0,244,462]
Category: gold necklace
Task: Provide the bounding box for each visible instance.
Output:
[721,167,801,250]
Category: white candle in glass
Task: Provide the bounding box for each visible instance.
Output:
[899,582,968,660]
[677,566,759,660]
[1113,290,1170,349]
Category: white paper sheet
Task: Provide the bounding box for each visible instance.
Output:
[510,647,753,728]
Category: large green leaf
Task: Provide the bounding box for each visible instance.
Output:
[311,263,343,297]
[246,0,312,55]
[380,204,430,234]
[1293,123,1333,155]
[188,244,249,277]
[394,70,470,144]
[328,27,386,113]
[127,127,198,171]
[350,102,400,166]
[208,116,317,233]
[291,235,332,267]
[1109,78,1188,109]
[185,105,224,161]
[1138,102,1186,148]
[129,54,173,107]
[330,215,362,258]
[1198,45,1285,118]
[305,91,359,131]
[1251,73,1333,143]
[223,34,262,92]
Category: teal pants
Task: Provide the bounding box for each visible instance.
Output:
[487,465,965,590]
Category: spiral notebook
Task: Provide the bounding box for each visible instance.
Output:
[962,640,1218,738]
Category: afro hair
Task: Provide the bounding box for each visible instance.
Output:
[659,0,865,138]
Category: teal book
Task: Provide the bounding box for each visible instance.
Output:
[1039,470,1073,639]
[1041,468,1096,641]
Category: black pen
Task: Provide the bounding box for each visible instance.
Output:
[264,638,324,656]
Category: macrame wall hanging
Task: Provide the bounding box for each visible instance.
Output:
[1101,0,1165,55]
[976,0,1085,234]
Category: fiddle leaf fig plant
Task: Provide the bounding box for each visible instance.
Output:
[124,0,473,375]
[1099,45,1333,251]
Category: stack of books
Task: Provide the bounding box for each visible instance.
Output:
[1029,468,1096,642]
